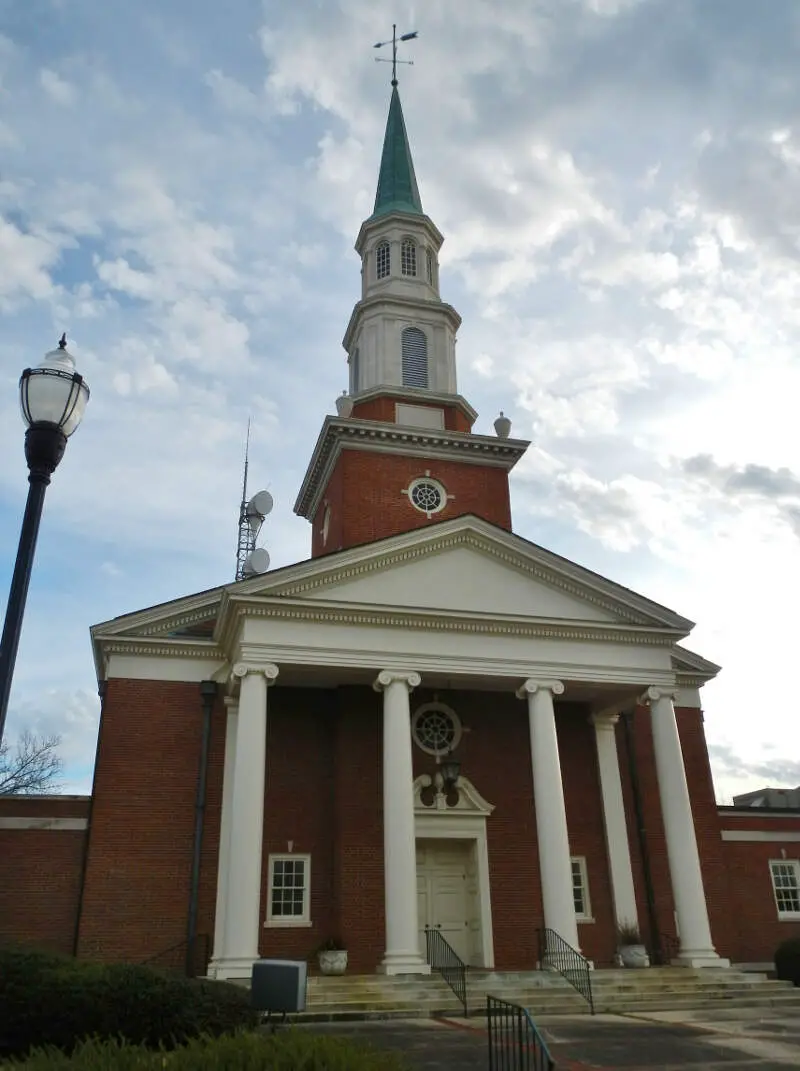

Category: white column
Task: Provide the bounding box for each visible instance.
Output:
[590,712,639,934]
[209,697,238,975]
[374,669,430,975]
[517,679,580,951]
[215,662,278,980]
[643,687,728,968]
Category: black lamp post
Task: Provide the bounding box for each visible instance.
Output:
[0,335,90,746]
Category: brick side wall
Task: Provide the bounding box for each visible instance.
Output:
[77,678,226,964]
[717,810,800,963]
[0,797,89,955]
[310,450,512,556]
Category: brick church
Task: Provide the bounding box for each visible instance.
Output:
[2,83,799,981]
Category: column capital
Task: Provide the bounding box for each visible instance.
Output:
[640,685,678,706]
[589,710,620,730]
[373,669,421,693]
[516,678,564,700]
[232,662,279,685]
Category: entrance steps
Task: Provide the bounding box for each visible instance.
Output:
[294,967,800,1022]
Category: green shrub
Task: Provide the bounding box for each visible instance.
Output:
[775,937,800,987]
[7,1031,409,1069]
[0,947,259,1060]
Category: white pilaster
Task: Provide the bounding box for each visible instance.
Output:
[209,697,238,975]
[213,662,278,980]
[643,687,728,968]
[517,679,580,951]
[590,712,639,934]
[374,669,430,975]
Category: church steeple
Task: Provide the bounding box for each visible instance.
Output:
[372,87,423,219]
[294,76,529,556]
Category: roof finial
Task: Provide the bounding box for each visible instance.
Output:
[58,333,67,349]
[373,23,418,87]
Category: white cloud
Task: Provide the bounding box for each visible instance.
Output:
[0,0,799,807]
[39,68,77,106]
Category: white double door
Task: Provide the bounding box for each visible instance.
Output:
[416,839,479,965]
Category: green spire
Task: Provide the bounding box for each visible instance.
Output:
[371,86,423,219]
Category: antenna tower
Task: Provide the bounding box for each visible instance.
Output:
[235,421,273,581]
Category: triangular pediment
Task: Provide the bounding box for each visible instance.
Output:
[234,515,692,634]
[91,516,694,683]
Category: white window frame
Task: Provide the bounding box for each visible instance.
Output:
[265,853,312,928]
[769,859,800,920]
[376,241,390,279]
[571,856,593,922]
[401,236,417,276]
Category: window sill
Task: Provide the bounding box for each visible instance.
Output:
[576,917,595,925]
[778,913,800,922]
[264,919,313,929]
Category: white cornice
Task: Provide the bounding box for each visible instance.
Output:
[343,292,461,351]
[225,598,682,646]
[294,419,530,519]
[355,210,444,254]
[99,638,224,660]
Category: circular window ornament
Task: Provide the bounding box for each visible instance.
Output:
[406,476,447,517]
[412,702,462,757]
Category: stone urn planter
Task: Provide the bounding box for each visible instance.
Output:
[616,923,650,968]
[317,939,348,975]
[335,392,353,418]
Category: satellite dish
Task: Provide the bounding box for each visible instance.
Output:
[246,490,273,538]
[248,490,273,519]
[242,547,270,576]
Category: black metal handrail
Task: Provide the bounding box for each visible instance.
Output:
[487,995,554,1070]
[537,927,594,1014]
[139,932,210,978]
[424,926,468,1016]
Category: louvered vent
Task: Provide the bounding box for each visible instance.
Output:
[402,327,428,388]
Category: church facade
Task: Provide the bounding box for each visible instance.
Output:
[2,85,800,981]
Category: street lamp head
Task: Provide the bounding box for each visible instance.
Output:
[20,335,90,438]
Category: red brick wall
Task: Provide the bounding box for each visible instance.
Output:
[351,395,474,432]
[0,796,89,955]
[311,450,512,556]
[717,810,800,963]
[77,678,227,964]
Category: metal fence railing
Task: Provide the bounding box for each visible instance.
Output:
[424,925,468,1016]
[537,927,594,1013]
[487,995,554,1070]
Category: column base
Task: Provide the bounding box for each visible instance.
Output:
[207,955,257,982]
[671,952,731,969]
[378,952,432,976]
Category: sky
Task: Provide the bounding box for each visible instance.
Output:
[1,0,799,803]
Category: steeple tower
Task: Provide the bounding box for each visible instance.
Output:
[295,84,529,556]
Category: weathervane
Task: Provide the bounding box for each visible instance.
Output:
[373,23,418,87]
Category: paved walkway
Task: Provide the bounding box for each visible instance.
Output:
[296,1010,800,1069]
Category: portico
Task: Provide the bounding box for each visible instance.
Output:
[197,516,727,979]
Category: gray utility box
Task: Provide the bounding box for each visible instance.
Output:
[251,959,308,1013]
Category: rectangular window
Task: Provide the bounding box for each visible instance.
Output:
[770,860,800,918]
[571,857,592,921]
[266,854,311,927]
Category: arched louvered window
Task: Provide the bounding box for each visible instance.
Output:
[401,238,417,276]
[376,241,390,279]
[402,327,428,388]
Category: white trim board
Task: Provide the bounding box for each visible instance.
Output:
[0,817,88,831]
[721,830,800,842]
